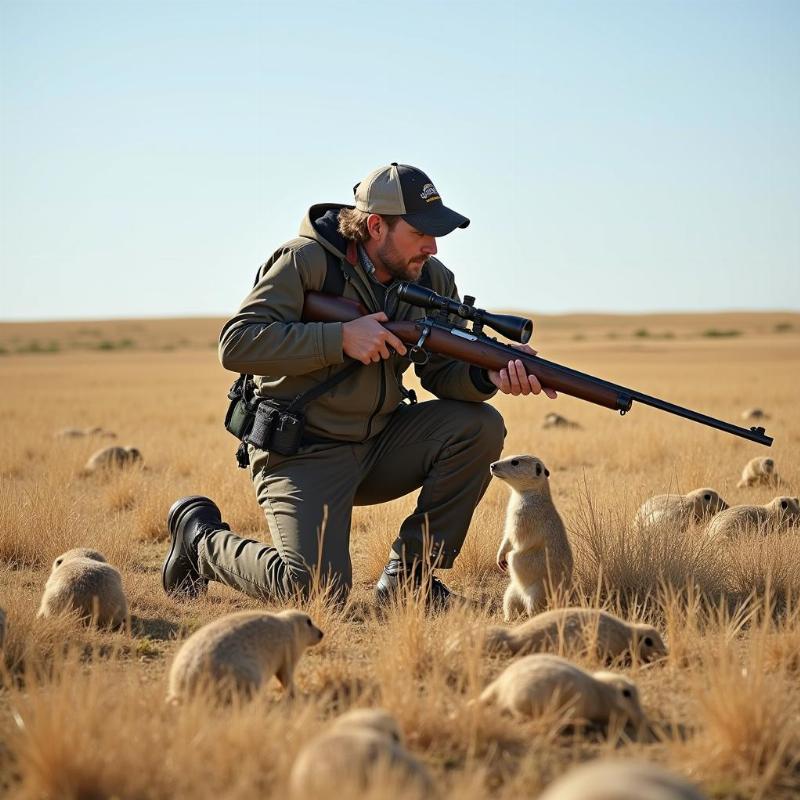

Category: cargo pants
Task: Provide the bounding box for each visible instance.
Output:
[197,399,505,601]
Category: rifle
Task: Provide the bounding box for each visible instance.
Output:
[301,283,773,447]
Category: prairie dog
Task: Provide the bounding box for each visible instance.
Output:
[289,708,432,799]
[167,609,323,703]
[55,426,116,439]
[737,456,781,488]
[741,408,769,422]
[480,653,645,730]
[37,551,127,628]
[85,426,117,438]
[80,446,142,476]
[706,496,800,539]
[634,488,728,531]
[330,708,403,742]
[484,608,668,664]
[52,548,107,571]
[542,412,581,430]
[538,759,708,800]
[55,427,88,439]
[492,455,573,620]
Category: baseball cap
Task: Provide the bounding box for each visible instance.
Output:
[353,163,470,236]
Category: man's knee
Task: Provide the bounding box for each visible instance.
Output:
[458,402,506,456]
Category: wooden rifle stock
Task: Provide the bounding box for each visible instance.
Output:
[301,292,625,410]
[301,291,773,446]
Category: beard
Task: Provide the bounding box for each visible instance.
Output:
[376,237,429,282]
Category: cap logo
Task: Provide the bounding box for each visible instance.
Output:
[419,183,440,203]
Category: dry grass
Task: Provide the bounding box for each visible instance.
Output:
[0,312,799,799]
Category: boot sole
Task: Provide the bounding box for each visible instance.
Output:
[162,495,217,595]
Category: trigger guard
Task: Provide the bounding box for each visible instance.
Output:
[408,347,429,366]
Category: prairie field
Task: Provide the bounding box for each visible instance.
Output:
[0,310,799,799]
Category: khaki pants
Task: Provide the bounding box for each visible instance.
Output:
[198,399,505,601]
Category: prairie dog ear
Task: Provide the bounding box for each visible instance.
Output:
[544,467,550,477]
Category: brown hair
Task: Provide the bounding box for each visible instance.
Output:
[337,208,401,243]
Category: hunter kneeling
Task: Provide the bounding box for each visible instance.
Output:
[162,164,555,609]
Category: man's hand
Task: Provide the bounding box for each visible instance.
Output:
[488,344,558,398]
[342,312,407,365]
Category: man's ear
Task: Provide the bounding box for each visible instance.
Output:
[366,213,384,241]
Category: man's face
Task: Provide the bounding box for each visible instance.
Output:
[374,218,438,282]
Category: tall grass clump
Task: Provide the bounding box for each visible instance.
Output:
[0,484,84,569]
[567,481,727,609]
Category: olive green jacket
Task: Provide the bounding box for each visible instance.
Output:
[219,204,497,442]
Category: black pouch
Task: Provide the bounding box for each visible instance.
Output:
[224,375,260,441]
[224,360,362,467]
[245,400,305,456]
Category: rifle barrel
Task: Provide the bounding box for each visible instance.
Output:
[625,390,772,446]
[470,329,773,447]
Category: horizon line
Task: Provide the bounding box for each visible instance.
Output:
[1,307,799,325]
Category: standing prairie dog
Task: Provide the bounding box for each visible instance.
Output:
[538,759,708,800]
[706,496,800,539]
[37,550,127,628]
[484,608,668,664]
[634,488,728,531]
[80,446,142,476]
[167,609,323,704]
[737,456,781,488]
[492,455,573,621]
[289,708,433,799]
[480,653,645,730]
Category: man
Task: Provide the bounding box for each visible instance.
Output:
[162,163,555,608]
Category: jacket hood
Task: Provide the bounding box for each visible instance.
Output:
[299,203,353,261]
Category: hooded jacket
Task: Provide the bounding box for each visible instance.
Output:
[219,204,497,443]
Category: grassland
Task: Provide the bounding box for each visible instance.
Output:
[0,311,798,799]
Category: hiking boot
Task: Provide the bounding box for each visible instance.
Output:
[374,558,463,610]
[162,495,227,598]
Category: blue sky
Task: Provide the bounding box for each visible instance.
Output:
[1,0,798,320]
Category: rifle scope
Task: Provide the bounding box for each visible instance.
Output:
[397,283,533,344]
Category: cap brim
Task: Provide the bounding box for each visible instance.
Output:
[402,204,470,236]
